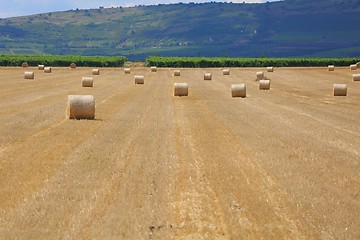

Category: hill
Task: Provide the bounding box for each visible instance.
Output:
[1,0,360,60]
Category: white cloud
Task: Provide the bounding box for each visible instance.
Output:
[0,0,275,18]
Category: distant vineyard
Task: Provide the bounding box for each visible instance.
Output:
[0,54,127,67]
[145,56,360,68]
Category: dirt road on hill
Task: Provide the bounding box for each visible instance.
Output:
[0,66,359,239]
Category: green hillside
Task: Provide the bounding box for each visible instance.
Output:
[1,0,360,60]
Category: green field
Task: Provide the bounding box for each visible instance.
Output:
[145,56,360,68]
[0,54,127,67]
[1,54,359,68]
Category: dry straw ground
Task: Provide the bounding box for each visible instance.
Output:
[0,66,359,239]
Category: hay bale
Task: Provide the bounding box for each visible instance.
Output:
[174,83,188,96]
[350,64,357,70]
[67,95,95,120]
[38,65,45,70]
[124,68,131,74]
[256,71,265,80]
[223,69,230,75]
[70,63,76,69]
[134,75,144,84]
[22,62,28,68]
[204,73,212,80]
[357,62,360,69]
[231,84,246,98]
[353,74,360,81]
[174,70,181,76]
[151,66,157,72]
[82,77,93,87]
[92,69,100,75]
[259,80,271,90]
[333,84,347,96]
[328,65,335,71]
[24,71,34,79]
[266,67,274,72]
[334,84,347,96]
[44,67,52,73]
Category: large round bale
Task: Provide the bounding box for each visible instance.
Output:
[151,66,157,72]
[333,84,347,96]
[174,83,188,96]
[38,65,45,70]
[134,75,144,84]
[204,73,212,80]
[231,84,246,98]
[357,62,360,68]
[24,71,34,79]
[92,69,100,75]
[124,68,131,74]
[266,67,274,72]
[350,64,357,70]
[259,80,271,90]
[174,70,181,76]
[44,67,52,73]
[70,63,76,69]
[67,95,95,120]
[328,65,335,71]
[223,69,230,75]
[256,71,265,80]
[22,62,28,68]
[353,74,360,81]
[82,77,94,87]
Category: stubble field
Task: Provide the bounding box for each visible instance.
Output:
[0,66,359,239]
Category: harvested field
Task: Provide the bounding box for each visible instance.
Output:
[0,66,359,239]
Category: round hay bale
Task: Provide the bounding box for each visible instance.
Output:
[174,70,181,76]
[333,84,347,96]
[328,65,335,71]
[231,84,246,98]
[350,64,357,70]
[204,73,212,80]
[82,77,94,87]
[174,83,188,96]
[353,74,360,81]
[44,67,52,73]
[24,71,34,79]
[70,63,76,69]
[223,69,230,75]
[266,67,274,72]
[67,95,95,120]
[259,80,271,90]
[151,66,157,72]
[256,71,265,80]
[134,75,144,84]
[356,62,360,69]
[22,62,28,68]
[92,69,100,75]
[38,65,45,70]
[124,68,131,74]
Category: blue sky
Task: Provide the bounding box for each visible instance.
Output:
[0,0,277,18]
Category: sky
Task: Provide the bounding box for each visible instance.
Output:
[0,0,276,18]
